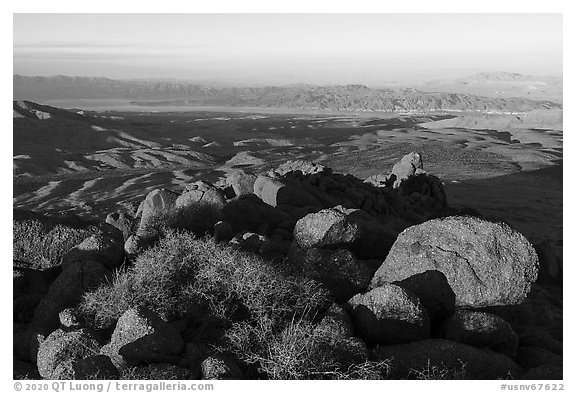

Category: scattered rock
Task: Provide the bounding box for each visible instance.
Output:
[373,339,521,379]
[345,284,430,345]
[441,310,519,359]
[371,216,539,308]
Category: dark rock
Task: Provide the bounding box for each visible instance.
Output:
[521,365,563,380]
[37,328,101,379]
[106,211,134,241]
[201,355,244,380]
[254,175,321,208]
[441,310,519,358]
[516,347,563,369]
[393,270,456,331]
[13,358,40,379]
[27,261,110,361]
[125,363,194,380]
[534,242,562,285]
[517,328,562,355]
[373,339,521,379]
[221,194,292,234]
[288,245,371,303]
[345,284,430,346]
[101,306,185,369]
[317,303,354,337]
[72,355,119,379]
[213,221,234,242]
[371,216,539,308]
[293,205,397,259]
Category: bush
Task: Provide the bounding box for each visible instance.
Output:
[142,204,222,237]
[223,317,391,380]
[79,230,331,331]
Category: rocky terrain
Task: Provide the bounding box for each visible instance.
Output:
[13,94,562,380]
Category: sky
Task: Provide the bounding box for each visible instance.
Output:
[13,13,563,85]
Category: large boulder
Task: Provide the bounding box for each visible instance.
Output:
[373,339,521,379]
[72,355,120,380]
[371,216,539,308]
[176,181,226,211]
[36,328,101,379]
[62,234,124,270]
[287,246,372,303]
[317,303,354,338]
[293,205,397,259]
[345,284,430,346]
[100,307,185,369]
[441,310,519,359]
[516,346,563,370]
[135,188,179,230]
[105,211,134,240]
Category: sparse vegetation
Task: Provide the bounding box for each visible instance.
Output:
[408,359,468,380]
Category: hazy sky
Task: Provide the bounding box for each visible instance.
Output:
[13,13,563,84]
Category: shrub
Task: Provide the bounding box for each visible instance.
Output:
[222,317,391,380]
[79,230,330,331]
[142,204,222,237]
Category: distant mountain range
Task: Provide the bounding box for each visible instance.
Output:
[14,74,562,113]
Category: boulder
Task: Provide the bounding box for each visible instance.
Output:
[534,242,563,285]
[177,181,226,211]
[254,175,321,208]
[441,310,519,359]
[345,284,430,345]
[13,358,40,380]
[391,152,424,187]
[393,270,456,330]
[226,170,257,197]
[516,347,563,370]
[371,216,539,308]
[272,160,328,177]
[221,194,292,234]
[517,328,562,355]
[213,221,234,242]
[201,355,244,380]
[136,188,179,229]
[101,306,185,369]
[373,339,521,379]
[36,328,101,379]
[105,211,134,240]
[288,245,372,303]
[27,260,110,360]
[317,303,354,338]
[521,365,563,380]
[59,308,82,330]
[62,234,124,270]
[293,205,397,259]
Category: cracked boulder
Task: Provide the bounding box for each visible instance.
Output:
[370,216,539,308]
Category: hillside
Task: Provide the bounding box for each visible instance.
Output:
[14,75,561,113]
